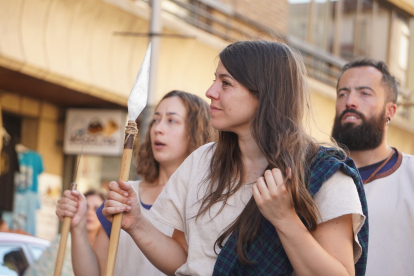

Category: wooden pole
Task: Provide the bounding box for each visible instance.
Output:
[54,182,77,276]
[104,120,138,276]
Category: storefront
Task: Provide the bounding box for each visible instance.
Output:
[0,72,127,240]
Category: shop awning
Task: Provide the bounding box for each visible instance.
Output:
[0,66,126,109]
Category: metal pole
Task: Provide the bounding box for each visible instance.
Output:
[140,0,162,142]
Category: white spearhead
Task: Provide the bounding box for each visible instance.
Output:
[128,43,151,121]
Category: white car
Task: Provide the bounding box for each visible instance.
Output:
[0,232,50,276]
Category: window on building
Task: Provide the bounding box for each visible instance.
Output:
[288,0,311,41]
[355,0,373,56]
[339,0,357,59]
[389,12,410,87]
[288,0,412,88]
[371,5,390,61]
[314,0,331,50]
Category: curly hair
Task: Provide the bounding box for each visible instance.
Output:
[136,90,216,183]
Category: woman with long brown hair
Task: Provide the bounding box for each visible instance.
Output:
[103,41,368,275]
[56,90,215,276]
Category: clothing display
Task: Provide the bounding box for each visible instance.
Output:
[15,149,44,193]
[96,181,173,276]
[362,150,414,276]
[0,137,19,211]
[3,148,44,236]
[149,143,367,275]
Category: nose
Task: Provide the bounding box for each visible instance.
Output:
[205,82,220,100]
[345,91,358,109]
[87,206,93,214]
[153,119,165,134]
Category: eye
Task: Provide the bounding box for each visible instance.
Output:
[152,118,159,123]
[222,80,231,87]
[361,91,370,96]
[168,119,176,123]
[337,92,346,98]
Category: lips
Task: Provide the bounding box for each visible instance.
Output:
[340,109,365,123]
[209,104,221,112]
[154,140,166,149]
[342,113,360,121]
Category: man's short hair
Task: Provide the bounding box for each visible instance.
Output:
[337,58,398,103]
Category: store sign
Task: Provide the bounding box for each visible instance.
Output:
[64,109,127,156]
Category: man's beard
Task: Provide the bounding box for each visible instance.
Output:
[331,108,386,151]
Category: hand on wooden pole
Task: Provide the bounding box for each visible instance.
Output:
[104,121,137,276]
[54,183,78,276]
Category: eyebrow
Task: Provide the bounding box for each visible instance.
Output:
[337,86,376,94]
[356,86,376,93]
[154,112,182,117]
[214,72,235,79]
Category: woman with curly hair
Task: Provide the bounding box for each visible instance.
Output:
[56,90,215,276]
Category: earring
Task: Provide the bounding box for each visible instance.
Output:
[386,117,391,126]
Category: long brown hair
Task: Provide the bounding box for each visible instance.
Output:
[197,41,320,264]
[136,90,216,183]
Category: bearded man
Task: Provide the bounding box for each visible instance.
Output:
[332,58,414,276]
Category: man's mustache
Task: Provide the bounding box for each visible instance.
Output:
[338,109,366,121]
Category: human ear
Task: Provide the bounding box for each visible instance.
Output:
[385,102,397,119]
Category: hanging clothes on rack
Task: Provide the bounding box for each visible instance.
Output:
[14,145,44,235]
[3,144,44,236]
[0,128,19,212]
